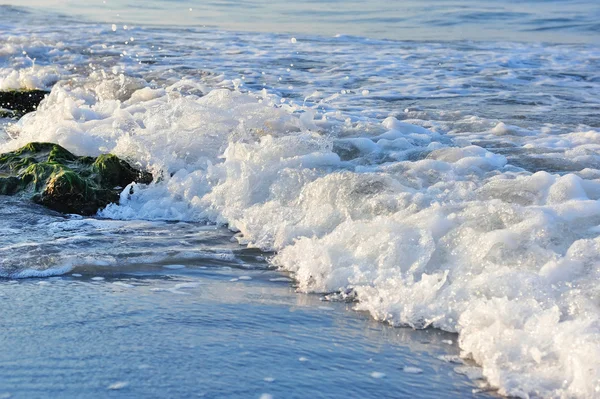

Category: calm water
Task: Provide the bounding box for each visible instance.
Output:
[0,1,599,398]
[2,0,600,43]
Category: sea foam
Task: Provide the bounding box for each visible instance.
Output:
[1,36,600,398]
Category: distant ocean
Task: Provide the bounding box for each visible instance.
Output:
[1,1,599,398]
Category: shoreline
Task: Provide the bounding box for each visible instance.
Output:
[0,262,495,398]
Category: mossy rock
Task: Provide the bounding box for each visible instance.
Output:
[0,142,152,215]
[0,90,50,118]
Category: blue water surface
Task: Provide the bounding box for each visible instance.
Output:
[2,0,600,43]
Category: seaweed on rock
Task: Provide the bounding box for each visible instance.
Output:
[0,142,152,215]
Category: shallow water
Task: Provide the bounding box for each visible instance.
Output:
[4,0,600,43]
[1,2,599,398]
[0,200,491,398]
[0,267,487,398]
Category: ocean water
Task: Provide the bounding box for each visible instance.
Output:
[1,1,599,398]
[0,202,485,398]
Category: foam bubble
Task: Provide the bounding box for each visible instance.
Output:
[107,381,128,390]
[403,367,423,374]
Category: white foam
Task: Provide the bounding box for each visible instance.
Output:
[0,66,60,91]
[318,306,335,311]
[3,264,75,279]
[403,366,423,374]
[437,355,463,364]
[0,36,598,398]
[107,381,128,390]
[113,282,134,288]
[173,282,201,289]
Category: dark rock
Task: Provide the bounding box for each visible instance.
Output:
[0,142,152,215]
[0,90,50,118]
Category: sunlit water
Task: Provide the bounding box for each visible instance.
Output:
[3,0,600,43]
[0,1,599,398]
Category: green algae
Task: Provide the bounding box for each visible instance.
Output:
[0,142,152,215]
